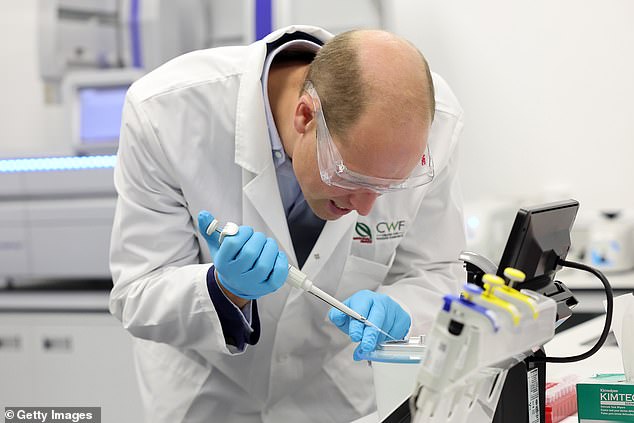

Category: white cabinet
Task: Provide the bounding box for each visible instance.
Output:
[0,319,35,401]
[0,312,143,423]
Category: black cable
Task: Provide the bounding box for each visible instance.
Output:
[528,258,613,363]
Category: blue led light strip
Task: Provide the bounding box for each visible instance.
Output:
[255,0,272,40]
[0,155,117,173]
[130,0,142,68]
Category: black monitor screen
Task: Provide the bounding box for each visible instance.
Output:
[496,199,579,282]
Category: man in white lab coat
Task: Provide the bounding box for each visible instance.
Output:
[109,25,465,422]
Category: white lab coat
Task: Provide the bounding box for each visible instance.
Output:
[109,25,466,423]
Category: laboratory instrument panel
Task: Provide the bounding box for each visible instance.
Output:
[0,156,116,286]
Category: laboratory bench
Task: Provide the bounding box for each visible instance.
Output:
[0,283,143,422]
[2,271,628,423]
[557,268,634,314]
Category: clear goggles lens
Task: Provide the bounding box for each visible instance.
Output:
[306,82,434,194]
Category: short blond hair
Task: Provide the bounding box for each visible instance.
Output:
[304,30,435,139]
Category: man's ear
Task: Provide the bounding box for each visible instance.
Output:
[293,94,315,135]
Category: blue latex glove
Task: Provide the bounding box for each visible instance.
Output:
[198,211,289,300]
[328,290,411,361]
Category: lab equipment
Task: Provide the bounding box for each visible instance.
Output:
[487,200,613,422]
[496,199,580,324]
[306,81,434,193]
[461,283,522,327]
[567,209,596,262]
[407,283,557,423]
[502,267,526,287]
[357,336,426,364]
[307,285,399,343]
[38,0,385,105]
[63,70,142,155]
[0,69,137,283]
[483,272,539,320]
[202,215,398,342]
[491,200,580,423]
[463,199,519,264]
[380,199,614,423]
[0,155,116,286]
[204,217,238,242]
[38,0,249,103]
[586,211,634,273]
[37,0,262,156]
[544,376,578,423]
[359,336,426,420]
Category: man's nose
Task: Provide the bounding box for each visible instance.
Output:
[349,191,380,216]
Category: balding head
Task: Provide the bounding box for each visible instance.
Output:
[304,29,435,140]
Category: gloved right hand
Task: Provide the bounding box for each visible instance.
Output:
[198,211,289,300]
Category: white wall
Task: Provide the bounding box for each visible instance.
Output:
[0,1,68,158]
[386,0,634,211]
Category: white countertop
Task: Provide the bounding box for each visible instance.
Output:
[555,268,634,313]
[557,268,634,290]
[546,315,622,379]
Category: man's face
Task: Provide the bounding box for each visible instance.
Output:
[292,99,429,221]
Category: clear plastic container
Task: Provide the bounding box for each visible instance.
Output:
[358,336,426,419]
[357,335,426,363]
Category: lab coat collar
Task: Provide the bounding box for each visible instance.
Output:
[243,163,297,266]
[233,26,332,175]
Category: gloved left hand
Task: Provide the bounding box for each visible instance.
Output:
[328,290,411,361]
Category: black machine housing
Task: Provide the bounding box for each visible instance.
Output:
[467,199,580,423]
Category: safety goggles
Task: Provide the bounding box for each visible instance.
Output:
[305,82,434,194]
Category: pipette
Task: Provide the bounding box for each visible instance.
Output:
[286,266,397,341]
[206,219,397,342]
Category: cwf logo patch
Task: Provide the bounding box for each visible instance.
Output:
[353,222,373,244]
[353,220,407,243]
[376,220,406,240]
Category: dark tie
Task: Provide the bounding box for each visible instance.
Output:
[286,197,326,269]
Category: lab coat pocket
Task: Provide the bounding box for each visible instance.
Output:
[323,342,376,416]
[133,338,212,422]
[335,252,396,301]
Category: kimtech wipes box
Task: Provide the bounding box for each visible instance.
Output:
[577,374,634,422]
